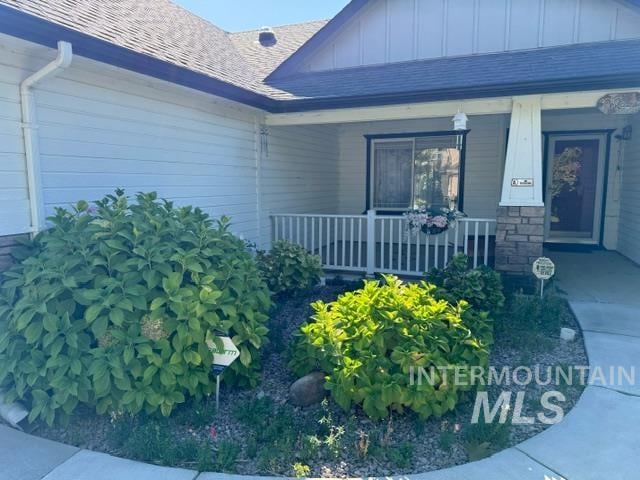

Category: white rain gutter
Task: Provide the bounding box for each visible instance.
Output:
[20,41,73,234]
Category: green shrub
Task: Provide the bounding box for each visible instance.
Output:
[495,293,567,351]
[289,276,492,420]
[256,241,322,296]
[0,190,271,425]
[429,254,505,317]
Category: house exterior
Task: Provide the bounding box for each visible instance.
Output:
[1,0,640,277]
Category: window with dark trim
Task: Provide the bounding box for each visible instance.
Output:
[365,131,468,212]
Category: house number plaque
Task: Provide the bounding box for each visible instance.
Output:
[511,178,534,187]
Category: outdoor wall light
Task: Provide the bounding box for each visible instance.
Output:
[452,110,468,131]
[452,110,468,149]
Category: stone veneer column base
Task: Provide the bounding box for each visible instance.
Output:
[495,206,545,276]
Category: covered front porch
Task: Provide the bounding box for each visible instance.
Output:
[261,89,640,277]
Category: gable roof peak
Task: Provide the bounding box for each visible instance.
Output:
[267,0,370,80]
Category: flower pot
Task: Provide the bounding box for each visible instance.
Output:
[421,225,447,235]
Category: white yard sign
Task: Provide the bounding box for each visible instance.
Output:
[533,257,555,298]
[206,335,239,375]
[206,335,239,411]
[533,257,555,280]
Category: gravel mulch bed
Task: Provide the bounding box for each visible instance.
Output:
[31,282,587,478]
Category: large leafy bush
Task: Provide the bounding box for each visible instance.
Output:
[256,240,322,296]
[0,191,271,424]
[289,276,492,420]
[429,254,505,317]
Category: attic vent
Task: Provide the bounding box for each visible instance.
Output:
[259,27,276,46]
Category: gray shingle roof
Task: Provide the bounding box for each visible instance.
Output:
[0,0,323,95]
[230,20,327,80]
[1,0,639,112]
[265,39,640,107]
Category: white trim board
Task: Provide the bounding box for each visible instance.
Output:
[265,89,640,126]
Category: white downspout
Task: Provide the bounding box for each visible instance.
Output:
[20,41,73,234]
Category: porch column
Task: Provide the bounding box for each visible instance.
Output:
[495,96,545,276]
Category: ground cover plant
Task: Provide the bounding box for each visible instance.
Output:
[0,190,271,425]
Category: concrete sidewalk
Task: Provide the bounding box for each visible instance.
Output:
[1,251,639,480]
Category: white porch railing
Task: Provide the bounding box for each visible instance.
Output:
[271,211,496,277]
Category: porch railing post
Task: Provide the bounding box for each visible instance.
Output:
[366,209,376,277]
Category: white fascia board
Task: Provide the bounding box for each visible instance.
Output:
[265,88,640,126]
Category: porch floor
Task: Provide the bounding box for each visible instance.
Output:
[546,250,640,306]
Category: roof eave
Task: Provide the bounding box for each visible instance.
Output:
[0,5,277,111]
[269,74,640,113]
[2,5,638,116]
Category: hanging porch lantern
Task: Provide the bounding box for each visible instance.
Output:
[452,111,468,131]
[452,110,468,150]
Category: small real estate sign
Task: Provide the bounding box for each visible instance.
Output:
[206,334,239,410]
[206,335,239,376]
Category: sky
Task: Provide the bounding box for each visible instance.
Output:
[172,1,351,32]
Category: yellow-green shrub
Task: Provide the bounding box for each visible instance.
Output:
[289,276,492,420]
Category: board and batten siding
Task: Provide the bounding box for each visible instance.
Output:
[618,114,640,264]
[336,115,509,219]
[301,0,640,72]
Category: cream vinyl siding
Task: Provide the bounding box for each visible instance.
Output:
[0,38,30,235]
[618,114,640,264]
[259,124,341,246]
[0,35,344,248]
[0,34,262,241]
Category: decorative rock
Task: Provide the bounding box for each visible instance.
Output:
[561,328,577,342]
[289,372,326,407]
[0,391,27,427]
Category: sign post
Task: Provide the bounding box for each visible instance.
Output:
[532,257,555,298]
[206,335,239,411]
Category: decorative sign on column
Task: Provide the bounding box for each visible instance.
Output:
[597,93,640,115]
